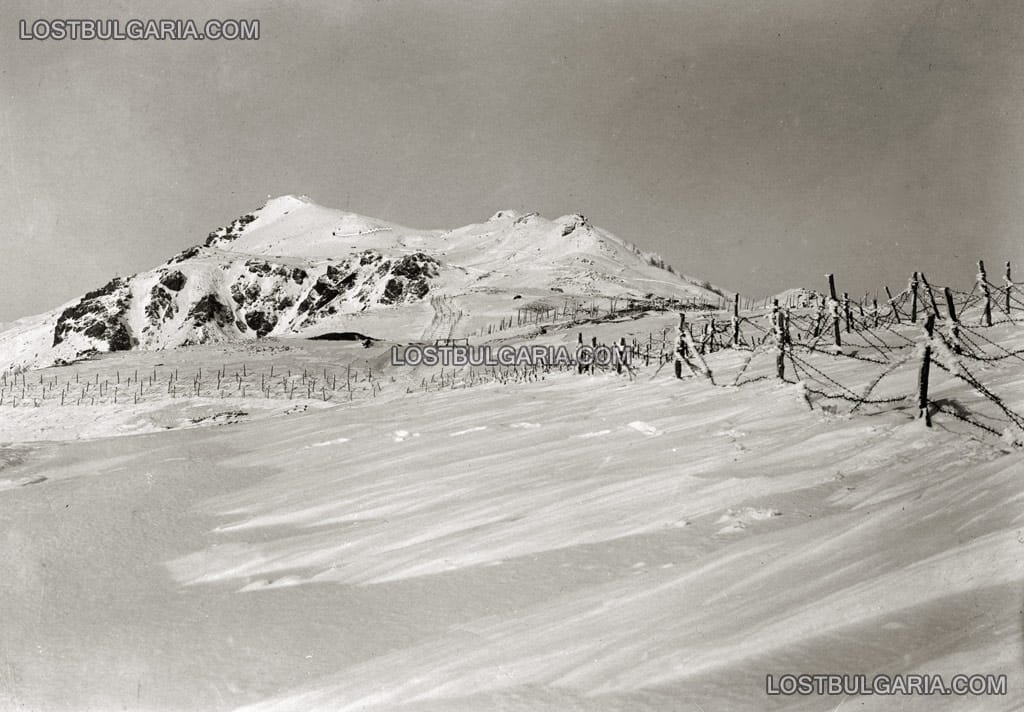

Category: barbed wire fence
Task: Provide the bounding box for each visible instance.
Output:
[650,262,1024,444]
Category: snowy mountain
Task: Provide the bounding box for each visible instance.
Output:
[772,286,825,308]
[2,199,1022,712]
[0,195,724,371]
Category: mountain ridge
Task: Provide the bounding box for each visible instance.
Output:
[0,196,727,371]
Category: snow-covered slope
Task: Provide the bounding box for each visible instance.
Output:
[2,351,1021,711]
[0,196,723,371]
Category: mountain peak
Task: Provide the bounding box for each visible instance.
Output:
[263,194,313,208]
[488,210,523,222]
[256,194,316,220]
[0,196,729,371]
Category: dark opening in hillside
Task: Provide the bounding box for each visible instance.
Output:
[308,332,378,343]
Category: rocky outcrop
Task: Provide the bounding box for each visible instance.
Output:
[380,253,438,305]
[43,236,442,365]
[53,277,134,352]
[204,213,257,248]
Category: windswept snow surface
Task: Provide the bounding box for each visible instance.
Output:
[1,357,1022,711]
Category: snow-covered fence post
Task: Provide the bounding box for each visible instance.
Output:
[842,291,852,333]
[978,260,993,326]
[814,295,827,338]
[827,274,842,347]
[919,272,940,317]
[918,313,936,427]
[943,286,961,355]
[673,316,685,379]
[772,300,786,380]
[680,326,714,384]
[1005,261,1013,318]
[885,286,901,324]
[909,271,920,323]
[731,294,741,347]
[577,331,585,377]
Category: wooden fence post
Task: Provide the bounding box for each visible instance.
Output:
[812,299,824,338]
[827,274,842,347]
[919,272,940,317]
[979,260,993,326]
[910,271,919,323]
[843,291,852,333]
[918,314,935,427]
[678,312,686,361]
[680,328,714,383]
[885,285,901,324]
[1005,261,1012,318]
[732,294,741,347]
[943,286,961,355]
[772,302,788,380]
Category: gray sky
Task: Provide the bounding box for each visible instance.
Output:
[2,0,1022,320]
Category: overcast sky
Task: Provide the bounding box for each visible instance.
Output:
[2,0,1022,320]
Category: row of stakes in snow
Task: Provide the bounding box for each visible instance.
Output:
[478,294,731,337]
[2,261,1022,439]
[0,362,383,408]
[480,258,1015,343]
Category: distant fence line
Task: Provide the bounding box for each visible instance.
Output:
[0,361,385,408]
[3,261,1023,443]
